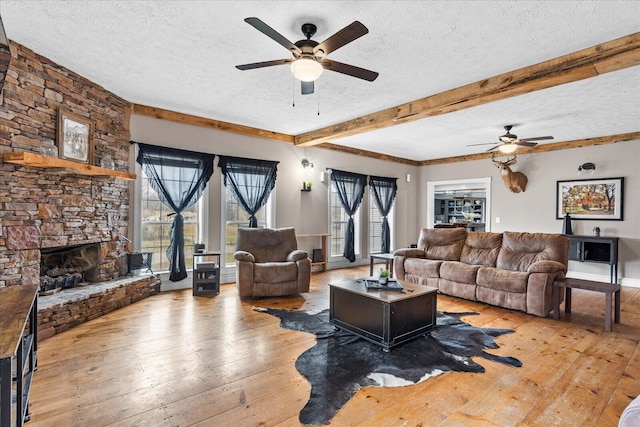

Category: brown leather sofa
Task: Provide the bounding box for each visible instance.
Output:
[234,227,311,298]
[394,228,569,317]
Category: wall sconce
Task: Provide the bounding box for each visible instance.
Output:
[301,158,314,169]
[578,162,596,174]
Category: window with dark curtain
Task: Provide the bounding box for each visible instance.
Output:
[218,156,279,228]
[369,175,398,253]
[135,142,215,281]
[330,169,367,262]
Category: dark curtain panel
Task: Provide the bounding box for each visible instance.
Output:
[135,143,215,281]
[218,156,279,228]
[369,175,398,253]
[330,169,367,262]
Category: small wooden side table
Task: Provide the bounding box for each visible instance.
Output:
[553,278,621,331]
[370,253,396,278]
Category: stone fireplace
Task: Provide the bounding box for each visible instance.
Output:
[0,40,160,340]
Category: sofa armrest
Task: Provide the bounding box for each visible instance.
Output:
[527,260,567,274]
[234,251,255,262]
[287,250,309,262]
[394,248,426,258]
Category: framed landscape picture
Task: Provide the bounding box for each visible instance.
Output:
[57,108,93,164]
[556,177,624,220]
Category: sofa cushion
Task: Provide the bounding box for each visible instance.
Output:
[417,228,467,261]
[440,261,481,284]
[404,258,442,278]
[439,279,477,301]
[497,231,569,272]
[254,262,297,283]
[460,232,502,266]
[476,286,527,313]
[476,267,529,293]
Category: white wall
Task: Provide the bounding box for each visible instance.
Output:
[418,140,640,286]
[129,115,420,278]
[130,115,638,286]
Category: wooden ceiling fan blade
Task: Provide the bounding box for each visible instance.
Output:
[516,141,538,147]
[314,21,368,56]
[486,145,501,152]
[519,136,554,142]
[301,81,314,95]
[467,142,497,147]
[244,17,301,54]
[236,58,292,70]
[321,59,378,81]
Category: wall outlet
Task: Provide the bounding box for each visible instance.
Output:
[495,217,501,223]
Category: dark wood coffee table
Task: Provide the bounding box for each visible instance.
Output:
[329,279,437,351]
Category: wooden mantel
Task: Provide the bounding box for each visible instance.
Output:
[3,152,137,180]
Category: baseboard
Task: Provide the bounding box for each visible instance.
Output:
[566,271,640,288]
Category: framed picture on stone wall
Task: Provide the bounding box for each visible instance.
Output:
[57,108,94,164]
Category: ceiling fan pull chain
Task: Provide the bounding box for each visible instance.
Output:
[317,82,320,116]
[292,75,296,107]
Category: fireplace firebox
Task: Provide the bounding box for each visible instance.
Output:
[40,243,101,293]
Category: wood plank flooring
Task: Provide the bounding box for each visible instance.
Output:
[26,266,640,426]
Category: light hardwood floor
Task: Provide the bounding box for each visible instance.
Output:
[27,266,639,426]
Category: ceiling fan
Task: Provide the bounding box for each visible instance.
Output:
[469,125,554,153]
[235,17,379,95]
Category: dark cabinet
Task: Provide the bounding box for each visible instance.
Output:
[568,235,619,284]
[0,284,38,427]
[193,252,221,296]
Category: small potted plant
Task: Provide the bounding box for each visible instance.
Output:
[378,267,390,285]
[306,182,312,190]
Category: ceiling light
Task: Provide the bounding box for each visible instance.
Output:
[498,144,518,154]
[290,58,323,82]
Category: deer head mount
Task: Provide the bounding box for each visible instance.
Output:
[492,153,528,193]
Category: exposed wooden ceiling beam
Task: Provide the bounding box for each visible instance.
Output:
[130,104,295,144]
[294,32,640,147]
[418,132,640,166]
[319,143,420,166]
[129,103,638,166]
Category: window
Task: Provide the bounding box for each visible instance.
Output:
[369,191,394,254]
[329,183,360,258]
[139,169,201,272]
[224,186,272,266]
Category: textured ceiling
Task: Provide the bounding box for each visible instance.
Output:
[2,1,639,161]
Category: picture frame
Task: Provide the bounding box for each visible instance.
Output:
[57,108,93,164]
[556,177,624,220]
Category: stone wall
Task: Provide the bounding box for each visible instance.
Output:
[0,41,133,287]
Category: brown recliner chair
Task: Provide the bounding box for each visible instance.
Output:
[234,227,311,298]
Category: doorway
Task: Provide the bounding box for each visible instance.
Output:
[426,177,492,231]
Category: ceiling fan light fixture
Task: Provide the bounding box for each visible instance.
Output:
[498,143,518,154]
[290,58,323,82]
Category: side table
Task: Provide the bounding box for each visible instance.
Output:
[370,253,395,278]
[553,278,621,331]
[193,251,221,296]
[1,284,38,427]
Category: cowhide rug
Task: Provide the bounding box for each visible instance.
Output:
[254,307,521,425]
